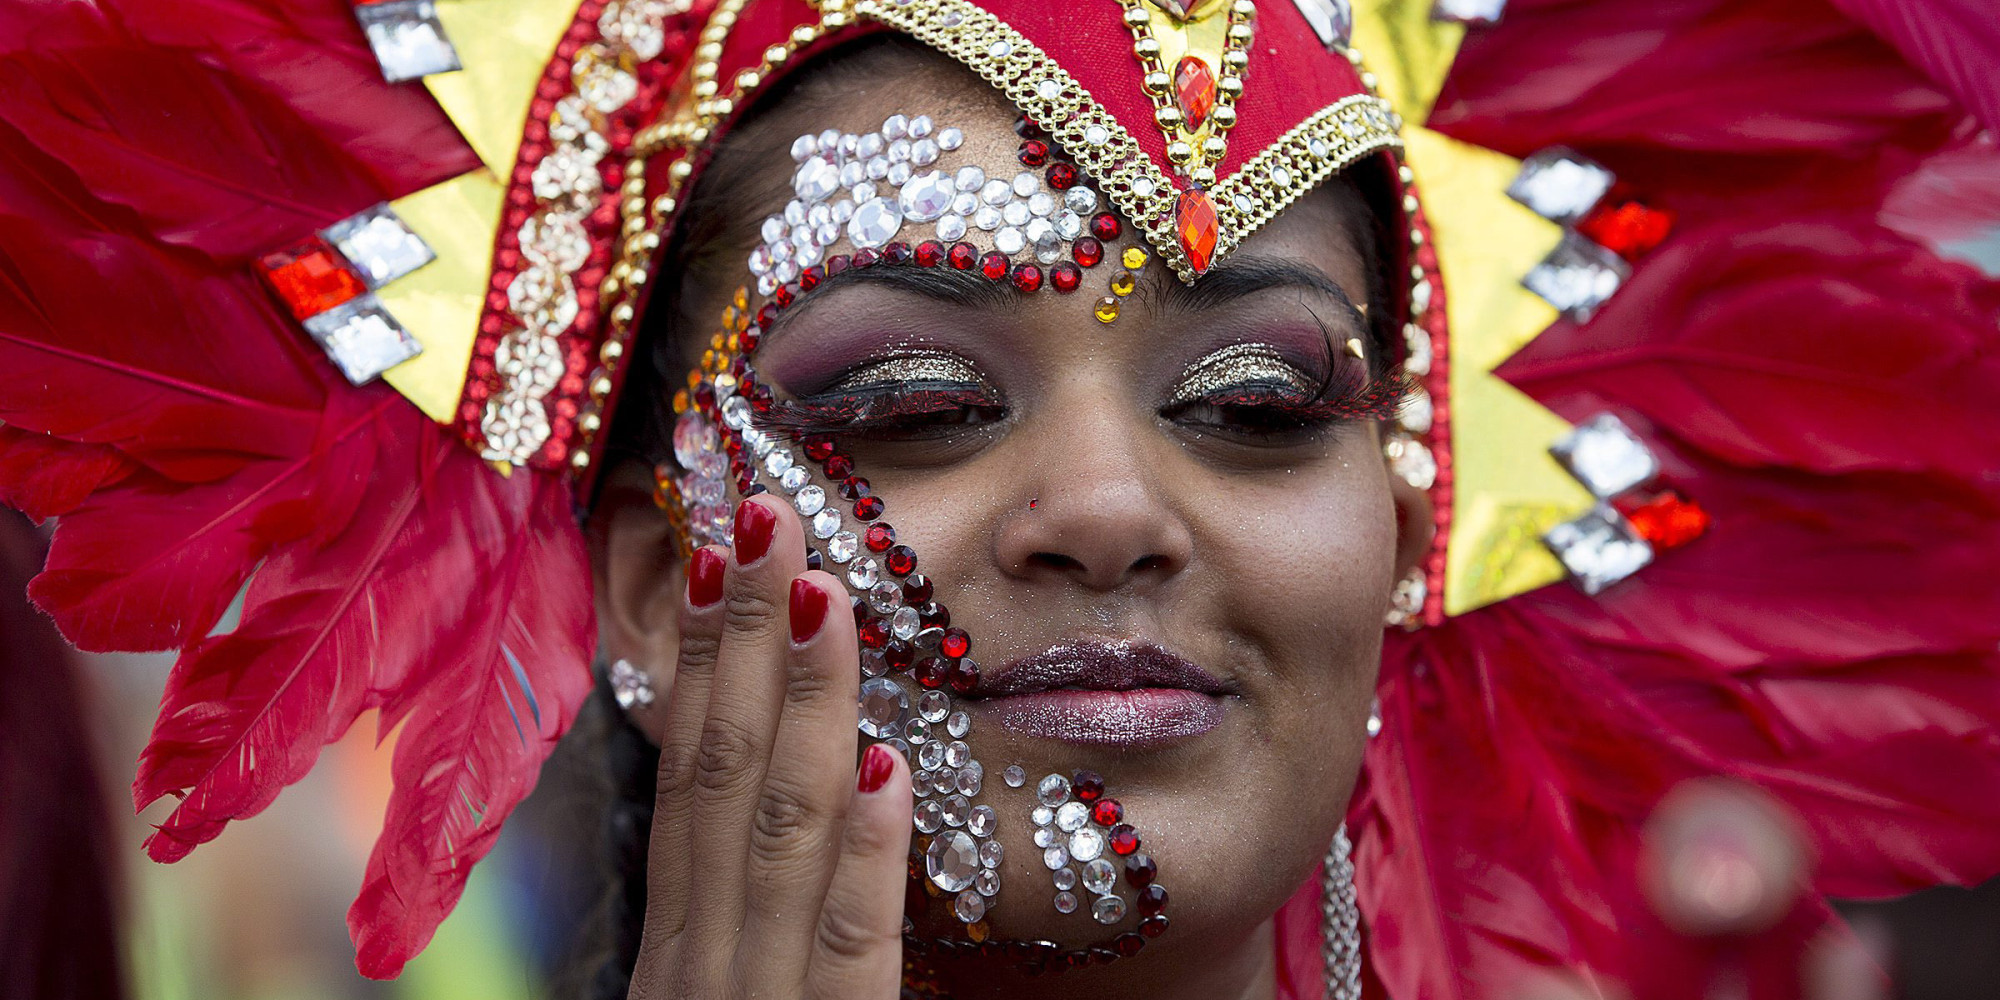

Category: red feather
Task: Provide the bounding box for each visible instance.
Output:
[0,426,134,523]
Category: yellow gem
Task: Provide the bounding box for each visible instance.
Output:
[1110,271,1137,297]
[722,305,739,328]
[687,369,703,389]
[733,287,749,310]
[673,389,690,414]
[702,348,720,371]
[1121,247,1149,269]
[726,332,741,352]
[1095,296,1120,323]
[709,333,726,351]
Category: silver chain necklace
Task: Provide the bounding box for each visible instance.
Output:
[1321,824,1363,1000]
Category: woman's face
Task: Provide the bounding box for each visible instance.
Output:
[604,50,1427,982]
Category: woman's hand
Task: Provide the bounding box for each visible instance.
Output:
[630,495,912,999]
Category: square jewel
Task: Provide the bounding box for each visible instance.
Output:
[1507,147,1613,224]
[1550,412,1659,498]
[320,203,435,288]
[1432,0,1508,24]
[1523,232,1631,322]
[302,293,423,385]
[355,0,462,84]
[1544,505,1654,594]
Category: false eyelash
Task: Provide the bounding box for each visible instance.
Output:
[1191,370,1422,423]
[754,383,1000,439]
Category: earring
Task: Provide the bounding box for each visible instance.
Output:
[608,658,655,711]
[1321,824,1363,1000]
[1383,565,1427,629]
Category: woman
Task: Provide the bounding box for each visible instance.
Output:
[1,0,1997,998]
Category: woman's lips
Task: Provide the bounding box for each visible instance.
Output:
[966,640,1233,747]
[977,689,1226,747]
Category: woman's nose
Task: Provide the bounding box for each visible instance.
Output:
[991,406,1195,594]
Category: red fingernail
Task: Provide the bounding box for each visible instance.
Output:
[789,578,829,645]
[688,547,725,608]
[734,499,776,565]
[857,744,894,793]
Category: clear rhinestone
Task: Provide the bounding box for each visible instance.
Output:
[832,198,856,223]
[919,740,945,770]
[882,114,909,140]
[1003,765,1027,788]
[945,740,971,767]
[794,155,841,203]
[1053,866,1077,890]
[951,191,979,216]
[1433,0,1508,25]
[957,763,982,796]
[1002,201,1031,227]
[975,868,1001,896]
[994,227,1025,254]
[323,203,435,288]
[1036,78,1062,100]
[932,769,956,796]
[1235,193,1256,215]
[861,649,888,678]
[1272,165,1293,188]
[890,606,921,640]
[926,830,979,892]
[947,711,970,738]
[1054,890,1078,914]
[846,197,904,249]
[812,508,841,539]
[1053,210,1082,240]
[719,397,752,433]
[1289,0,1353,46]
[1031,804,1055,827]
[1507,147,1613,224]
[1523,232,1631,321]
[1092,894,1127,924]
[301,295,421,385]
[355,0,461,83]
[911,139,940,166]
[828,531,859,563]
[938,127,963,150]
[912,769,932,797]
[866,580,899,614]
[1545,505,1654,594]
[1084,124,1109,146]
[915,627,945,649]
[980,179,1012,206]
[1068,828,1106,863]
[1043,845,1070,870]
[1399,389,1434,434]
[1033,826,1057,849]
[857,677,908,738]
[915,800,943,833]
[936,215,967,241]
[840,160,866,188]
[1011,172,1037,198]
[858,132,885,158]
[1038,773,1071,806]
[1025,218,1058,257]
[1550,412,1659,498]
[916,690,949,723]
[906,718,930,744]
[1385,434,1437,490]
[974,206,1003,231]
[942,794,970,827]
[780,466,809,493]
[1064,187,1099,215]
[789,134,817,162]
[1056,801,1089,832]
[844,558,877,591]
[793,485,826,516]
[955,889,986,923]
[909,115,933,138]
[887,162,913,186]
[1081,858,1117,894]
[955,165,986,192]
[987,39,1011,58]
[1132,176,1156,197]
[980,839,1005,868]
[1404,323,1433,374]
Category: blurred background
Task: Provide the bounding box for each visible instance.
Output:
[4,505,1997,1000]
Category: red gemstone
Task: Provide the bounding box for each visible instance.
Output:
[915,240,946,267]
[259,237,365,319]
[980,252,1010,281]
[823,453,854,479]
[1072,236,1104,268]
[1113,933,1145,957]
[1011,263,1044,292]
[1175,190,1220,273]
[740,326,761,352]
[773,282,796,307]
[859,618,890,649]
[884,639,914,670]
[825,254,851,275]
[851,247,880,268]
[1018,139,1049,167]
[1614,489,1711,549]
[1092,799,1123,826]
[1071,770,1104,802]
[1046,162,1078,190]
[798,265,825,290]
[915,657,947,689]
[1578,193,1676,261]
[864,522,896,552]
[851,596,869,625]
[1136,884,1169,916]
[885,544,917,577]
[901,572,933,604]
[1138,915,1170,939]
[1089,213,1122,241]
[917,601,950,628]
[1050,261,1082,293]
[1109,824,1140,856]
[802,436,835,461]
[948,241,979,270]
[947,658,980,693]
[939,628,970,658]
[852,496,885,520]
[1124,853,1157,886]
[1173,55,1218,131]
[756,302,779,326]
[882,241,912,264]
[839,476,871,500]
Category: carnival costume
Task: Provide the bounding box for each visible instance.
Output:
[2,0,1998,997]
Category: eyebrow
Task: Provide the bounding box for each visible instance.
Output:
[766,250,1363,337]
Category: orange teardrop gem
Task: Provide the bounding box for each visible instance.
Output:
[1176,189,1220,273]
[1174,55,1217,132]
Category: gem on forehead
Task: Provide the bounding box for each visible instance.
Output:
[795,155,840,203]
[900,171,955,222]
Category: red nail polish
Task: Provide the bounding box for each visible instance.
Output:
[789,578,829,645]
[687,547,725,608]
[857,744,894,793]
[734,499,776,565]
